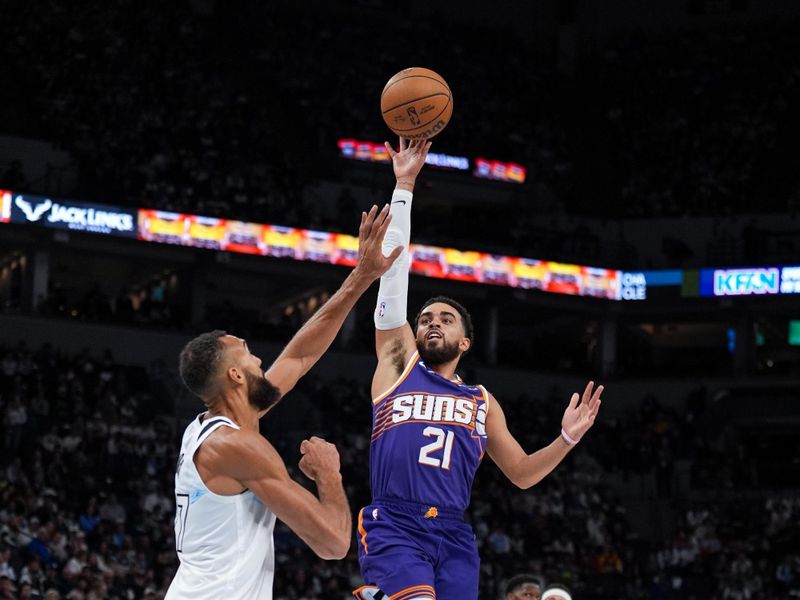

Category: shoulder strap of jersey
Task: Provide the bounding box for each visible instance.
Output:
[196,415,239,446]
[477,385,490,414]
[183,416,244,502]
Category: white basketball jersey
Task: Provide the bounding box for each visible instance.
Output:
[166,414,276,600]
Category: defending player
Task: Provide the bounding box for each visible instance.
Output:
[353,139,604,600]
[165,206,403,600]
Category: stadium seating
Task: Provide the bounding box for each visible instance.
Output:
[0,341,797,599]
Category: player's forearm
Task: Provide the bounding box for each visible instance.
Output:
[512,436,574,489]
[313,473,352,559]
[374,180,413,330]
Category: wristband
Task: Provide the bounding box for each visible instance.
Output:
[561,428,579,446]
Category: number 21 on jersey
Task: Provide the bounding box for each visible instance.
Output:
[418,426,454,470]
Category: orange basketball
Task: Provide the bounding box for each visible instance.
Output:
[380,67,453,139]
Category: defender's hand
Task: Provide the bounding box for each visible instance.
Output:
[385,137,432,183]
[561,381,603,443]
[298,436,341,482]
[355,204,403,281]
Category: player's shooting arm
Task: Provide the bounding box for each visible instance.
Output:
[372,138,431,397]
[220,431,352,560]
[265,205,402,399]
[485,382,603,489]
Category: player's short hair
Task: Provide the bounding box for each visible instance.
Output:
[414,296,475,343]
[179,330,227,398]
[505,574,545,595]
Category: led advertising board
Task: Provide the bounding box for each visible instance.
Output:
[0,190,638,301]
[7,193,137,237]
[700,268,781,297]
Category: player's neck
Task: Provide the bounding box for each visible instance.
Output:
[429,360,459,382]
[205,394,260,431]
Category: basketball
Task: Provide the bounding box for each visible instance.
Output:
[380,67,453,139]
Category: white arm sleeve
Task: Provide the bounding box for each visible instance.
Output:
[374,188,413,330]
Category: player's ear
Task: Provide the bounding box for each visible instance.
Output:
[227,366,245,385]
[459,337,471,354]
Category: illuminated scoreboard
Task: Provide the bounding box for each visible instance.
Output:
[336,139,525,183]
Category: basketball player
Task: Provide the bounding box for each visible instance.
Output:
[165,205,404,600]
[353,138,604,600]
[506,574,545,600]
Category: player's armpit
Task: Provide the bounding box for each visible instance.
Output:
[376,323,416,361]
[208,430,351,560]
[372,327,416,399]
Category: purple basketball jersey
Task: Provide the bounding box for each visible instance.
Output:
[370,352,489,512]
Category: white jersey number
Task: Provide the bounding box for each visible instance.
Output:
[175,493,190,553]
[418,426,455,470]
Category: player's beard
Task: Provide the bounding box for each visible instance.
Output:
[245,370,280,411]
[417,337,461,366]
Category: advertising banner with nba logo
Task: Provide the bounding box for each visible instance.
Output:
[9,192,137,237]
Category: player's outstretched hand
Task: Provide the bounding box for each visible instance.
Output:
[298,436,342,482]
[561,381,603,443]
[385,137,432,182]
[355,204,404,281]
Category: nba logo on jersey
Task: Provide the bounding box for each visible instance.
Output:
[378,302,386,317]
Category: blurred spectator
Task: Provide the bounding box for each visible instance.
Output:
[505,573,544,600]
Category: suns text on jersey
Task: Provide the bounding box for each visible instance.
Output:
[390,394,487,435]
